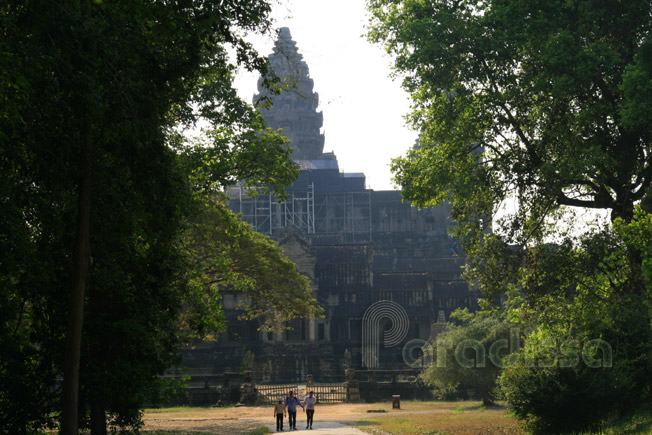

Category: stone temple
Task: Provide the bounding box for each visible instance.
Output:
[179,28,477,386]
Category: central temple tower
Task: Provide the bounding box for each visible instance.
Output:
[255,27,336,166]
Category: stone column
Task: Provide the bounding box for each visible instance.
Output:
[309,318,316,343]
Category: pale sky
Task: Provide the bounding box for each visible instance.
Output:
[234,0,418,191]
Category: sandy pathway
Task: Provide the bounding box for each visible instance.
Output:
[266,421,369,434]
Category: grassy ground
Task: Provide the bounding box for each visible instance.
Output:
[139,401,652,435]
[352,404,522,435]
[593,404,652,435]
[40,400,652,435]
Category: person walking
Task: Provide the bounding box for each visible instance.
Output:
[303,391,316,430]
[285,390,304,430]
[274,398,286,432]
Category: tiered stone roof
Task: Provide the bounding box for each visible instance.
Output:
[255,27,328,162]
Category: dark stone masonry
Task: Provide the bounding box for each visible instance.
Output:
[176,28,478,388]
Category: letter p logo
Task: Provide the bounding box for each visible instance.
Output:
[362,300,409,368]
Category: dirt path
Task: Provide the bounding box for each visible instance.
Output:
[266,421,368,434]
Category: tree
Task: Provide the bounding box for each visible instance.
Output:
[367,0,652,227]
[1,0,302,433]
[498,212,652,433]
[367,0,652,431]
[420,307,517,405]
[181,194,323,335]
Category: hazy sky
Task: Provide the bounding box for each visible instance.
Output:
[234,0,418,191]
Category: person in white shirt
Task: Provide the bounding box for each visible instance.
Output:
[302,391,317,430]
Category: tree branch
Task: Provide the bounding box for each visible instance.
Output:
[557,191,614,209]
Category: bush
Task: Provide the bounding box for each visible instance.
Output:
[420,311,514,405]
[500,324,652,434]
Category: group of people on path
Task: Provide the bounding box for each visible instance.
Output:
[273,390,317,431]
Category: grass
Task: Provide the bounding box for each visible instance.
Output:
[142,428,268,435]
[137,400,652,435]
[347,400,486,412]
[354,404,522,435]
[144,406,216,413]
[141,432,216,434]
[590,404,652,435]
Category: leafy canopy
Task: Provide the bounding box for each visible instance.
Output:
[368,0,652,236]
[420,307,516,405]
[0,0,310,432]
[182,195,323,335]
[367,1,652,432]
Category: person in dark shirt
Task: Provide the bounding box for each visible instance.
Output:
[285,390,304,430]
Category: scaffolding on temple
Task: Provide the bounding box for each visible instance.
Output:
[229,183,316,236]
[227,184,373,242]
[313,190,372,243]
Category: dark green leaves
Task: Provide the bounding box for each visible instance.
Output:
[368,1,652,431]
[369,0,652,228]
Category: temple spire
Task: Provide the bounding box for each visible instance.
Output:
[255,27,327,162]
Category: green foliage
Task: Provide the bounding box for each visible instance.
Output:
[367,0,652,432]
[423,211,652,433]
[500,333,648,434]
[497,212,652,434]
[614,208,652,304]
[369,0,652,231]
[181,195,323,334]
[0,0,304,433]
[421,307,516,406]
[500,315,651,435]
[79,142,192,432]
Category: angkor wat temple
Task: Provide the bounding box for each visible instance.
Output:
[179,28,477,384]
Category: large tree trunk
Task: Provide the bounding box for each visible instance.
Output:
[610,195,634,223]
[90,395,107,435]
[61,118,92,435]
